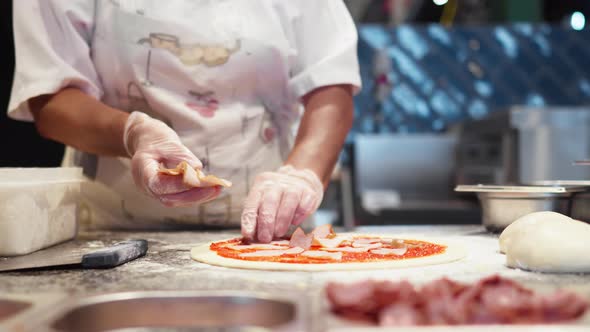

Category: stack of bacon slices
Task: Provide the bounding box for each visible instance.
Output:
[229,225,411,260]
[327,275,589,326]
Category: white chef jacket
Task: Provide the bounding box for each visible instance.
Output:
[8,0,361,229]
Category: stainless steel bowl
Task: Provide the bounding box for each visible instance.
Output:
[49,292,297,332]
[455,185,588,232]
[477,191,571,232]
[530,181,590,223]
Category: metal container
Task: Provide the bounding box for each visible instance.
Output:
[510,107,590,183]
[0,167,85,256]
[455,185,587,232]
[531,180,590,223]
[39,292,299,332]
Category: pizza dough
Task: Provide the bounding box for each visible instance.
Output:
[499,211,590,273]
[190,234,466,271]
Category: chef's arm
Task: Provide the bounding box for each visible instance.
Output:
[29,88,129,157]
[285,84,354,188]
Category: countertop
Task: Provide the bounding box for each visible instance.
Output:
[1,225,590,331]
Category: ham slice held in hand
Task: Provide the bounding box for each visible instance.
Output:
[159,161,232,188]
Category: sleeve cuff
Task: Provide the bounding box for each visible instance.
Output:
[8,79,103,122]
[289,68,362,100]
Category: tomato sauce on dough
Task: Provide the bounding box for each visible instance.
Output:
[210,238,447,264]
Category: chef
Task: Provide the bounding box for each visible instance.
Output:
[8,1,361,243]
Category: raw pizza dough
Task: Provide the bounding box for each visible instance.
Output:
[499,211,590,273]
[190,234,466,271]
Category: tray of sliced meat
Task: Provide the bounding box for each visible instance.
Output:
[323,275,590,331]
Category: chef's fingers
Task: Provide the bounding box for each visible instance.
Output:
[158,186,221,207]
[132,155,189,196]
[292,189,318,226]
[256,187,282,243]
[241,186,264,240]
[159,145,204,170]
[274,189,300,238]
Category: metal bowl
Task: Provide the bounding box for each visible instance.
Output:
[455,185,588,232]
[49,292,297,332]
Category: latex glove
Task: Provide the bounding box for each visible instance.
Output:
[241,165,324,243]
[123,111,221,206]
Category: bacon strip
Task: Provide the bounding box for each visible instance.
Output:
[352,241,383,250]
[327,275,589,326]
[320,246,369,253]
[159,161,232,188]
[311,224,335,239]
[301,250,343,260]
[228,244,287,251]
[315,237,346,249]
[352,237,382,245]
[238,246,304,257]
[270,240,290,246]
[370,247,408,256]
[289,227,313,250]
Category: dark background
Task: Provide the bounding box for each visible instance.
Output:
[1,0,589,167]
[0,1,64,167]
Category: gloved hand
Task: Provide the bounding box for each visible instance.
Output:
[241,165,324,243]
[123,111,221,206]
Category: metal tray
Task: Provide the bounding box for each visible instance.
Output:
[454,185,589,231]
[455,184,587,195]
[14,292,301,332]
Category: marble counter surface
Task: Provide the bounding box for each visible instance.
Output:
[1,225,589,331]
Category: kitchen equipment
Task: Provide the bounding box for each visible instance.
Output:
[531,180,590,224]
[455,107,590,185]
[0,240,148,272]
[511,107,590,183]
[0,167,85,256]
[455,111,519,185]
[455,185,587,232]
[352,135,480,225]
[49,292,296,332]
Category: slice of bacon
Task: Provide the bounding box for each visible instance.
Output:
[159,161,232,188]
[389,239,408,249]
[311,224,335,239]
[370,247,408,256]
[320,246,369,253]
[352,237,382,245]
[289,227,313,250]
[228,244,287,251]
[315,237,346,249]
[352,241,383,250]
[301,250,343,260]
[238,246,304,257]
[270,240,290,246]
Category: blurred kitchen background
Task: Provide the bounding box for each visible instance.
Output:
[1,0,590,227]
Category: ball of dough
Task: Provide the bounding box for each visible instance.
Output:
[499,211,590,273]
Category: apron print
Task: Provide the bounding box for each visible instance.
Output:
[259,111,277,144]
[187,90,219,118]
[138,33,241,67]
